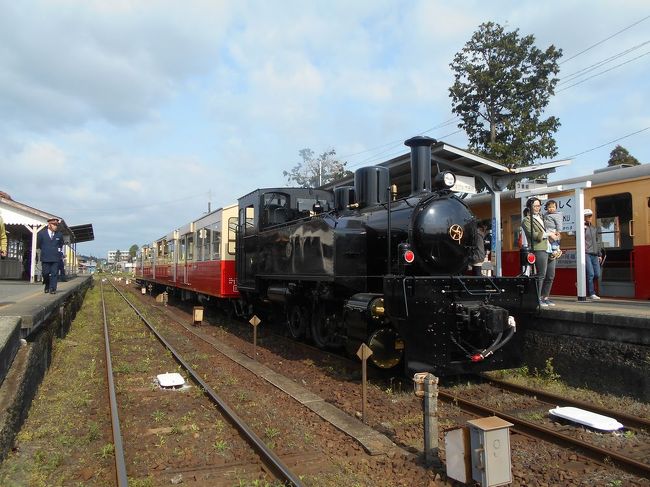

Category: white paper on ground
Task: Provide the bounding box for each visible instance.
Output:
[548,406,624,431]
[157,372,185,388]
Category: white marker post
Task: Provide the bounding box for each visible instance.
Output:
[249,315,261,360]
[356,343,373,424]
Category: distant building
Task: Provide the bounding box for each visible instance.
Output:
[78,258,97,274]
[107,250,130,264]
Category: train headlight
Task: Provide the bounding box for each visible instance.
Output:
[442,171,456,188]
[404,249,415,263]
[434,171,457,189]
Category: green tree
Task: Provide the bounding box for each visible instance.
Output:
[449,22,562,167]
[607,145,640,167]
[129,244,139,262]
[283,148,352,188]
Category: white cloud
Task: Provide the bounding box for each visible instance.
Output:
[10,140,67,174]
[1,1,649,256]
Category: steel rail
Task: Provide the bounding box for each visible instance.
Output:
[438,390,650,479]
[100,281,129,487]
[481,374,650,431]
[108,281,305,487]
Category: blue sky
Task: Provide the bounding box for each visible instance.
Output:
[1,1,648,258]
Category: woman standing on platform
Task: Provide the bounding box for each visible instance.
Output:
[522,197,559,307]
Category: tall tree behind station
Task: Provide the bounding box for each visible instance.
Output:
[449,22,562,168]
[607,145,640,166]
[283,148,352,188]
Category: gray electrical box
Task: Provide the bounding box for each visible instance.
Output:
[467,416,513,487]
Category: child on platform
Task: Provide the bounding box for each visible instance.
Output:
[544,200,563,260]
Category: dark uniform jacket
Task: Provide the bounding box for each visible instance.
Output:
[37,228,64,263]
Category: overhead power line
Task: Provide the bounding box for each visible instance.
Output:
[348,129,465,168]
[564,126,650,159]
[557,50,650,92]
[561,14,650,64]
[559,40,650,85]
[339,116,459,164]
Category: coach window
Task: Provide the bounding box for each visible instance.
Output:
[212,222,221,259]
[179,236,186,262]
[195,229,202,261]
[262,192,289,227]
[201,228,210,261]
[228,217,237,254]
[196,228,204,261]
[243,205,255,235]
[187,233,194,261]
[169,240,175,263]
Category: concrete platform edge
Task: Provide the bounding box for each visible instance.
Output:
[0,317,22,387]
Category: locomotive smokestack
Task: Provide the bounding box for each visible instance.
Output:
[405,136,436,196]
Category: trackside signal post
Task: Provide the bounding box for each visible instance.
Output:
[413,372,441,467]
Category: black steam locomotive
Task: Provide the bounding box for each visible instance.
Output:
[236,136,537,375]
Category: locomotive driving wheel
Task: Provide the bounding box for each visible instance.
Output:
[286,305,307,339]
[311,307,338,348]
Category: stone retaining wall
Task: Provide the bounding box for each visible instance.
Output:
[0,282,89,461]
[524,331,649,402]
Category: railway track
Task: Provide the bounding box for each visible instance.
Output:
[100,279,306,486]
[122,280,650,485]
[439,379,650,479]
[481,375,650,432]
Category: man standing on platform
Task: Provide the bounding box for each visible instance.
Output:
[37,218,64,294]
[584,208,603,300]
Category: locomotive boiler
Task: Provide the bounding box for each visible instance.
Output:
[236,136,537,375]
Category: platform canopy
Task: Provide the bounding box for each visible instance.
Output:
[323,139,572,275]
[69,224,94,243]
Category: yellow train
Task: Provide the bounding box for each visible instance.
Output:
[467,163,650,299]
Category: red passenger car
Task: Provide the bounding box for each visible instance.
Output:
[135,204,239,302]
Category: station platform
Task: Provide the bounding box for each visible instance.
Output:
[0,276,92,384]
[532,296,649,346]
[0,276,92,337]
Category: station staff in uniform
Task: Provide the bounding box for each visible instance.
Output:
[37,218,64,294]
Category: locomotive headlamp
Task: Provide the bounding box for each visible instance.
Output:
[404,249,415,263]
[442,171,456,188]
[433,170,456,189]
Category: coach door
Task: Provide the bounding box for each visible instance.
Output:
[236,204,257,291]
[596,193,634,297]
